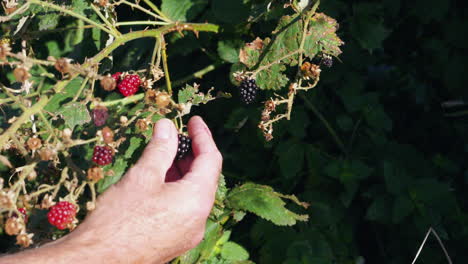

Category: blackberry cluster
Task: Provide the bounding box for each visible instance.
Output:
[92,145,113,166]
[321,56,333,68]
[47,201,77,230]
[176,134,192,160]
[239,79,258,105]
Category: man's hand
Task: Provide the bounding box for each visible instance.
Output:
[0,116,222,264]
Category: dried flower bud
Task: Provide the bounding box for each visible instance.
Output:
[39,148,55,161]
[62,128,73,140]
[27,137,42,151]
[300,62,321,79]
[92,106,109,127]
[13,67,31,83]
[120,116,128,125]
[27,170,37,181]
[265,100,276,112]
[156,92,171,108]
[5,217,24,236]
[0,42,11,61]
[145,89,158,104]
[97,0,108,7]
[55,58,71,74]
[136,119,149,132]
[101,126,114,144]
[41,194,55,209]
[86,201,96,211]
[100,76,116,91]
[87,167,104,182]
[0,190,15,209]
[16,233,34,248]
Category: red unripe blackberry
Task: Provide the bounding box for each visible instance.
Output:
[239,79,258,105]
[112,72,122,83]
[92,145,113,166]
[47,201,77,230]
[92,106,109,127]
[118,74,141,97]
[176,134,192,160]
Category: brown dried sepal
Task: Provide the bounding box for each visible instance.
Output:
[16,233,34,248]
[156,92,171,109]
[5,217,25,236]
[300,62,321,80]
[101,126,114,144]
[39,148,55,161]
[100,76,116,91]
[27,137,42,151]
[55,58,71,74]
[13,67,30,83]
[0,42,11,61]
[136,119,149,132]
[87,167,104,182]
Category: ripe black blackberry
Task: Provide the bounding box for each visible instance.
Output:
[321,55,333,68]
[176,134,192,160]
[239,78,258,105]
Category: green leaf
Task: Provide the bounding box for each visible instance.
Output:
[178,83,215,106]
[227,183,308,226]
[38,13,60,31]
[216,174,228,202]
[221,242,249,261]
[124,137,143,159]
[218,40,242,63]
[97,159,128,193]
[349,3,390,51]
[161,0,207,21]
[392,194,414,223]
[57,102,91,129]
[45,78,84,112]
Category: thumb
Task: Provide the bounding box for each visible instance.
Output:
[134,118,178,184]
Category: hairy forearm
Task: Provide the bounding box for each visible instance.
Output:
[0,236,131,264]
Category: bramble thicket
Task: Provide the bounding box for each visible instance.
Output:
[1,0,468,263]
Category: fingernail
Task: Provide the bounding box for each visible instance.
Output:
[154,119,171,139]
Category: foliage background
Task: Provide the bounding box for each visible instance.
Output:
[2,0,468,263]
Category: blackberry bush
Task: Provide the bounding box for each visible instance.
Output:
[0,0,344,262]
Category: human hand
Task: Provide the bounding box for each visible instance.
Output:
[0,116,222,264]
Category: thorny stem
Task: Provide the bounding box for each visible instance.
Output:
[115,21,170,27]
[72,77,89,102]
[51,168,69,199]
[170,62,222,88]
[0,92,39,105]
[27,0,117,37]
[161,36,172,94]
[0,96,49,149]
[90,4,121,37]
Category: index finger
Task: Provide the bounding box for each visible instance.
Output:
[183,116,222,196]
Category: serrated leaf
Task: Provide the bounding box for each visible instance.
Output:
[161,0,207,21]
[221,242,249,261]
[124,137,143,159]
[227,183,308,226]
[45,78,84,112]
[178,84,214,105]
[38,13,60,31]
[57,102,91,129]
[276,141,305,179]
[304,13,344,58]
[216,174,228,202]
[97,159,128,193]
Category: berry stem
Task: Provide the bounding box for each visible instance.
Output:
[90,4,121,37]
[116,0,170,23]
[0,96,49,148]
[27,0,117,37]
[115,21,171,27]
[72,77,89,102]
[161,36,172,94]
